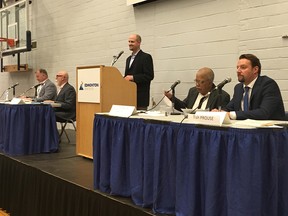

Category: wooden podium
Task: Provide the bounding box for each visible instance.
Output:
[76,65,136,158]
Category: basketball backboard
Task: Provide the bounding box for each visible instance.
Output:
[0,0,31,57]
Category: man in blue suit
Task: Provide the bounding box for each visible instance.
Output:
[225,54,285,120]
[124,34,154,110]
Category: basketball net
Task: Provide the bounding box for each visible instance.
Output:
[0,37,16,59]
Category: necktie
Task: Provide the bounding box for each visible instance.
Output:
[129,54,135,68]
[36,83,43,98]
[197,96,207,109]
[243,86,250,111]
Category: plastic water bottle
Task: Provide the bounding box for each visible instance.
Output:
[5,90,9,101]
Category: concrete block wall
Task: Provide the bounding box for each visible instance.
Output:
[0,0,287,110]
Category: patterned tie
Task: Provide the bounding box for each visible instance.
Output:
[197,96,207,109]
[243,86,250,111]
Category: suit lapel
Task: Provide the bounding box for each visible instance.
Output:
[250,77,261,103]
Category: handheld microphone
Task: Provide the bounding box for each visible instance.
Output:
[216,77,232,89]
[167,80,181,91]
[8,82,19,90]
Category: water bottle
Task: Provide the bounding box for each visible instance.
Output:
[5,90,9,101]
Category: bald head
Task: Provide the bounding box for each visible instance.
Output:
[195,67,214,95]
[196,67,214,82]
[128,34,142,53]
[56,70,69,86]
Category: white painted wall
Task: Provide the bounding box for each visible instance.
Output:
[1,0,288,109]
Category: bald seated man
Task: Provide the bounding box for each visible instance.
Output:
[45,70,76,121]
[164,67,230,112]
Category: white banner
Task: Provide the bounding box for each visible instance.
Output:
[77,68,100,103]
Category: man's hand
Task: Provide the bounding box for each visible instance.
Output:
[124,75,134,81]
[164,91,172,99]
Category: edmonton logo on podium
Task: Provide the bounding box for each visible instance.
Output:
[79,81,99,90]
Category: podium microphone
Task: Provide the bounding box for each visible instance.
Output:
[111,51,124,66]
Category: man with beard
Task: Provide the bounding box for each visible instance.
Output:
[224,54,285,120]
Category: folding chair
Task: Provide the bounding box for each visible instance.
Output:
[57,117,76,143]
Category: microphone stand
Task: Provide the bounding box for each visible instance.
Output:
[111,56,117,66]
[12,86,16,98]
[170,88,181,115]
[217,87,223,111]
[34,86,38,97]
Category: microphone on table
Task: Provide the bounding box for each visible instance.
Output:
[111,50,124,66]
[215,77,231,111]
[7,82,19,97]
[18,83,41,97]
[167,80,181,92]
[167,80,181,115]
[216,77,232,89]
[7,82,19,90]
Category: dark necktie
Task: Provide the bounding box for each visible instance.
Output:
[197,96,207,109]
[243,86,250,111]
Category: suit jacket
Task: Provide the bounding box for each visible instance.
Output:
[54,83,76,120]
[125,50,154,108]
[34,79,57,102]
[225,75,285,120]
[173,85,230,112]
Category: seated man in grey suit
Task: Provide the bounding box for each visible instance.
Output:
[164,67,230,112]
[46,70,76,121]
[24,69,57,102]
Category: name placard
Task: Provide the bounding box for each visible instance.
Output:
[109,105,137,118]
[188,111,231,126]
[10,98,25,105]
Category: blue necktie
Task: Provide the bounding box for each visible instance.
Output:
[243,86,250,111]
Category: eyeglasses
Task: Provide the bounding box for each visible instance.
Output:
[194,79,206,85]
[56,75,63,78]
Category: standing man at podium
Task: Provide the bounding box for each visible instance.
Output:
[124,34,154,110]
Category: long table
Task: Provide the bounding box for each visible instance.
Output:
[0,103,59,155]
[93,114,288,216]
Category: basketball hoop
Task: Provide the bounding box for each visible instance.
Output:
[0,37,15,47]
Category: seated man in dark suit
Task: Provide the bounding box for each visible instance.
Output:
[164,67,230,112]
[224,54,285,120]
[46,70,76,121]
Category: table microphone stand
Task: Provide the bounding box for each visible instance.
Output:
[217,88,223,111]
[170,88,181,115]
[12,86,16,98]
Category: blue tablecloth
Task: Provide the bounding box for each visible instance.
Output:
[93,114,288,216]
[0,104,59,155]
